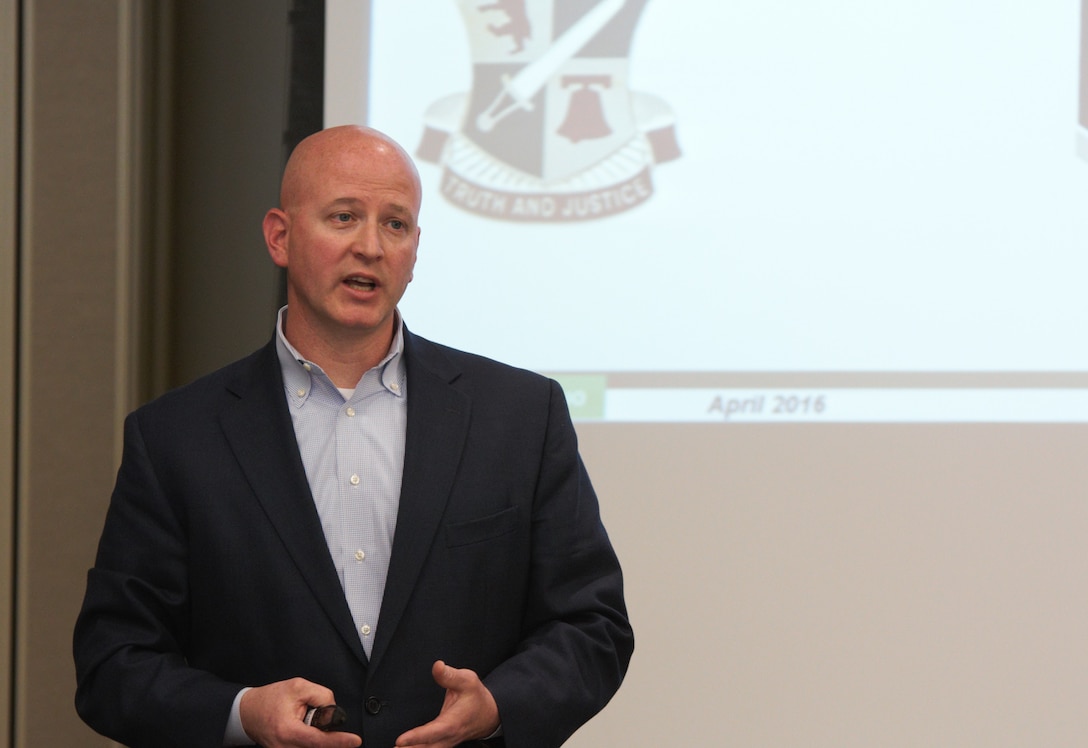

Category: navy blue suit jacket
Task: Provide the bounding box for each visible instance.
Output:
[74,330,633,748]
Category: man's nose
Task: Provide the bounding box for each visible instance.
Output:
[351,224,384,259]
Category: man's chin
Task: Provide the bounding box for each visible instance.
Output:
[334,313,394,337]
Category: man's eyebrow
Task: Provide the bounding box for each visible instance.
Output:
[323,197,414,216]
[325,197,362,208]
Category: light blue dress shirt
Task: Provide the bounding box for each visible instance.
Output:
[273,306,407,657]
[224,307,407,745]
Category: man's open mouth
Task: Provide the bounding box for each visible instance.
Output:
[345,277,377,291]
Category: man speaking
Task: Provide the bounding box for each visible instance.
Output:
[73,125,633,748]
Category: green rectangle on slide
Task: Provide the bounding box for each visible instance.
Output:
[551,375,607,420]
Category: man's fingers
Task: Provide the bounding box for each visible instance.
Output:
[431,659,459,688]
[394,661,499,747]
[240,678,362,747]
[394,717,454,747]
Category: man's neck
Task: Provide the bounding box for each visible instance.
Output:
[283,316,395,389]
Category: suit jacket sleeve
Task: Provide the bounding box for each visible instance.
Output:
[480,378,634,748]
[74,344,369,747]
[73,410,243,748]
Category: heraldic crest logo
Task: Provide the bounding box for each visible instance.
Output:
[416,0,680,222]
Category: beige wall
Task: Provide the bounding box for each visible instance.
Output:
[0,0,18,744]
[14,2,144,745]
[4,1,286,744]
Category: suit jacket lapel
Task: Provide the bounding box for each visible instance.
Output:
[368,331,470,671]
[218,342,367,664]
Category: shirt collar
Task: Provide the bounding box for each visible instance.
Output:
[274,306,406,405]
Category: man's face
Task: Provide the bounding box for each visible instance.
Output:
[267,132,421,348]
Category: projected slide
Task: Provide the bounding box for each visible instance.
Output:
[326,0,1088,422]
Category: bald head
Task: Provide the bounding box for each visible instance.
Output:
[279,125,422,214]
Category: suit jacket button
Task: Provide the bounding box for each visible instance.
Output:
[365,696,382,715]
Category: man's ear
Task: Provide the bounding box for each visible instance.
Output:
[263,208,290,268]
[408,226,421,282]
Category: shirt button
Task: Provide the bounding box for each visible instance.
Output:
[390,382,401,393]
[296,388,306,398]
[354,549,365,562]
[360,624,372,637]
[346,407,356,417]
[302,362,312,372]
[350,474,360,486]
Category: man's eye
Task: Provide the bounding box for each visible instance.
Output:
[389,220,405,230]
[334,212,353,222]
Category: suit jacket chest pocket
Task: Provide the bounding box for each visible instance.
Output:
[445,506,519,548]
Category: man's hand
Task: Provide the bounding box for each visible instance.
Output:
[394,660,501,747]
[240,678,362,748]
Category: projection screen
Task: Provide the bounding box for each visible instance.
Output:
[324,2,1088,745]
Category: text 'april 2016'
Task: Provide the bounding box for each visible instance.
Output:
[706,393,828,421]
